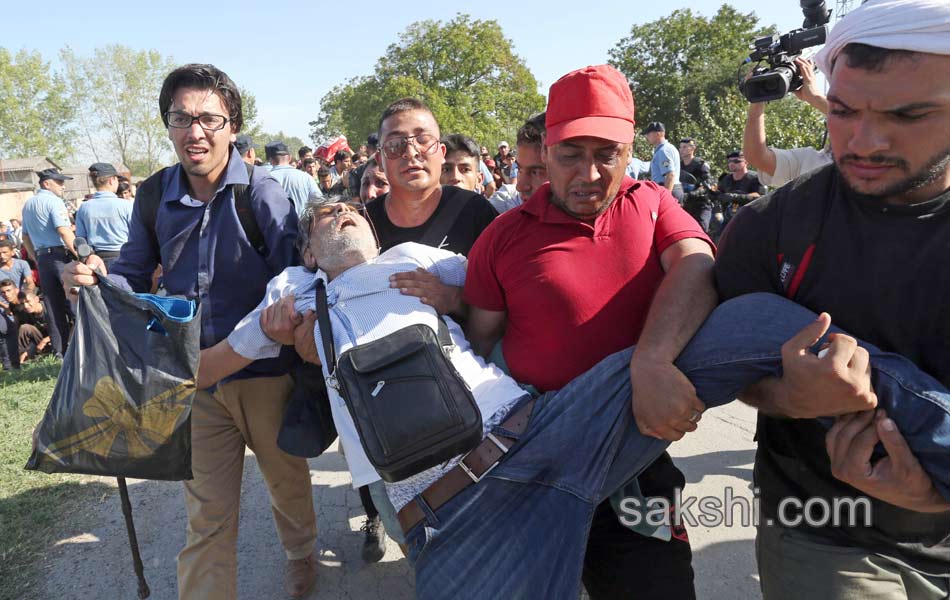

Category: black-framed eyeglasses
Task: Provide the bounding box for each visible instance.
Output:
[380,133,440,160]
[164,111,230,131]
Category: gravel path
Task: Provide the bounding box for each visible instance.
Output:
[38,404,762,600]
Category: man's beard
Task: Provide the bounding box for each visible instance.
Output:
[837,145,950,202]
[317,227,377,273]
[548,191,614,221]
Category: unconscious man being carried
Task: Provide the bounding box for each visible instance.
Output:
[198,201,950,600]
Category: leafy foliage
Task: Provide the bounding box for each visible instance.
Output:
[60,45,176,176]
[310,14,545,149]
[0,49,76,162]
[609,5,825,174]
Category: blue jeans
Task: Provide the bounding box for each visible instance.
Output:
[404,293,950,599]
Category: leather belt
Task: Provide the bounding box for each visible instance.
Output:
[397,397,536,535]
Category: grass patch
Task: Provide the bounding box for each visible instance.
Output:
[0,356,112,600]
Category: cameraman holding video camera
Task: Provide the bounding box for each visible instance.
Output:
[743,56,833,188]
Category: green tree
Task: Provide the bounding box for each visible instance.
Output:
[61,45,176,176]
[0,48,75,162]
[310,14,545,149]
[610,5,825,174]
[255,131,309,158]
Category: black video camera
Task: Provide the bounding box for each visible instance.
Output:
[740,0,831,103]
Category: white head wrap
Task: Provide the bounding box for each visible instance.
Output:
[815,0,950,74]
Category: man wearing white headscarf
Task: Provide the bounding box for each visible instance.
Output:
[715,0,950,598]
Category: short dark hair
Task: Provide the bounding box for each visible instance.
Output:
[679,138,696,147]
[298,146,312,158]
[441,134,480,160]
[836,43,919,73]
[0,278,14,288]
[117,181,131,195]
[159,64,243,132]
[377,98,438,136]
[91,175,114,189]
[334,150,351,163]
[317,166,330,176]
[516,112,546,148]
[0,239,14,251]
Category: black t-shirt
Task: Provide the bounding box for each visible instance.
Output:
[366,186,498,256]
[717,172,767,201]
[681,158,711,187]
[715,164,950,574]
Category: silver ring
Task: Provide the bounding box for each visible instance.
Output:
[689,410,702,423]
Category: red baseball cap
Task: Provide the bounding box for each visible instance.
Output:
[544,64,636,146]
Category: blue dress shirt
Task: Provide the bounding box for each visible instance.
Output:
[21,190,70,250]
[269,165,321,215]
[650,140,681,186]
[110,149,299,378]
[75,191,133,251]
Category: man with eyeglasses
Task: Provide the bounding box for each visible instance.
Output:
[63,63,319,600]
[365,98,497,318]
[714,150,767,223]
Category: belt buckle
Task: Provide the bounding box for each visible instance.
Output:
[458,432,508,483]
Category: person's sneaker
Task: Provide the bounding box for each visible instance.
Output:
[285,550,317,598]
[360,515,387,563]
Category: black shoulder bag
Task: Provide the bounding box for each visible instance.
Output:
[314,279,482,482]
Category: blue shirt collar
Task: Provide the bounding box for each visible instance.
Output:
[91,191,119,199]
[162,146,249,203]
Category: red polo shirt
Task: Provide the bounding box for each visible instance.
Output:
[463,177,712,392]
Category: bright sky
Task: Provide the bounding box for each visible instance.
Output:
[6,0,814,144]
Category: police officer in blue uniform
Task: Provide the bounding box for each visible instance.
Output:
[644,122,684,203]
[21,168,76,358]
[75,163,133,269]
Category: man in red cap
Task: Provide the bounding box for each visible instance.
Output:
[463,64,716,599]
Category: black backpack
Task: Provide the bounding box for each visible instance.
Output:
[135,163,338,458]
[135,161,267,257]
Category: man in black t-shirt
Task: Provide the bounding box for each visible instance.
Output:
[679,138,715,232]
[715,151,766,224]
[309,97,496,561]
[367,98,497,265]
[716,25,950,600]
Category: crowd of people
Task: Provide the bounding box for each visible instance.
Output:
[15,0,950,598]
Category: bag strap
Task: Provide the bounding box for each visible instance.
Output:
[776,170,835,300]
[233,162,266,256]
[136,162,266,257]
[315,279,337,378]
[315,278,454,378]
[418,188,468,248]
[135,167,170,260]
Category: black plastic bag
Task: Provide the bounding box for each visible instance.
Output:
[26,276,200,481]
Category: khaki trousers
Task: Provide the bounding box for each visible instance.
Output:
[757,524,949,600]
[177,374,317,600]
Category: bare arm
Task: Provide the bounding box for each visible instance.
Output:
[743,103,777,176]
[197,340,254,390]
[663,171,676,191]
[792,57,830,116]
[21,233,36,263]
[630,238,717,440]
[56,226,76,256]
[466,306,507,359]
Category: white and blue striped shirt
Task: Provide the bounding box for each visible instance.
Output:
[228,242,527,510]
